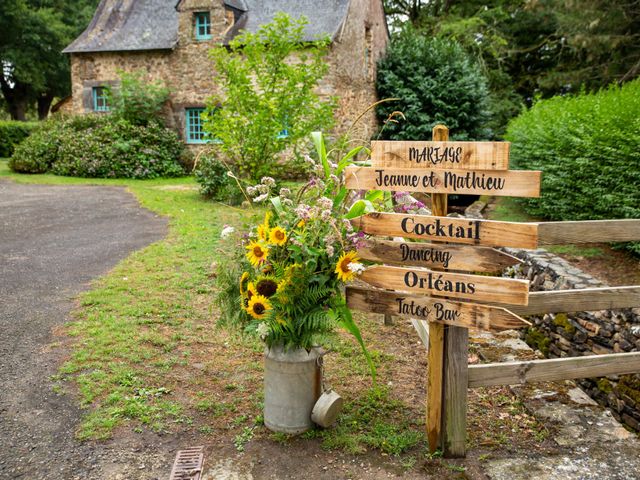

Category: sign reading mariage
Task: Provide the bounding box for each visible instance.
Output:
[345,138,542,331]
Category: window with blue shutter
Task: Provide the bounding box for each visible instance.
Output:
[92,86,110,112]
[194,12,212,40]
[185,108,207,144]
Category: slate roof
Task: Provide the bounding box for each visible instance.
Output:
[63,0,352,54]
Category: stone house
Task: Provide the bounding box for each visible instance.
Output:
[62,0,388,146]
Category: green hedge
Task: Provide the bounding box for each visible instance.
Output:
[0,121,38,157]
[506,80,640,254]
[10,115,186,179]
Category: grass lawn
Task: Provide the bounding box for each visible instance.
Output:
[0,161,430,453]
[1,161,553,472]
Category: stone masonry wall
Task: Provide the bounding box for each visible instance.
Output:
[68,0,388,146]
[502,247,640,431]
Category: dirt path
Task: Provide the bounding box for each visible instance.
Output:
[0,181,171,479]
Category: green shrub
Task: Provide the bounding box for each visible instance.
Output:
[376,29,490,140]
[506,79,640,254]
[9,119,67,173]
[10,115,186,179]
[107,71,170,127]
[0,120,38,157]
[194,155,244,204]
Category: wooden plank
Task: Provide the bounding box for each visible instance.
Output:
[468,352,640,388]
[443,326,468,457]
[427,124,448,455]
[371,140,510,170]
[494,286,640,316]
[346,286,531,331]
[344,166,541,197]
[353,212,539,249]
[538,220,640,244]
[411,318,430,349]
[359,264,530,305]
[357,238,522,273]
[427,321,445,452]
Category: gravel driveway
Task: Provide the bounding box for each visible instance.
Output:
[0,180,171,479]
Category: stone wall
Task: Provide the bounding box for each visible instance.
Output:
[503,247,640,431]
[68,0,388,145]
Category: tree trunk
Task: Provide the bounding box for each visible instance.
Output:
[0,78,32,121]
[37,93,54,120]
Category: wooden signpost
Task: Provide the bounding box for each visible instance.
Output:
[345,125,640,458]
[356,238,522,273]
[359,264,530,305]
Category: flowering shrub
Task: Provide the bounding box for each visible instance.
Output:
[215,132,379,377]
[10,115,186,179]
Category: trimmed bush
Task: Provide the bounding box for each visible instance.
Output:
[10,115,186,179]
[0,121,38,157]
[506,80,640,254]
[376,30,490,140]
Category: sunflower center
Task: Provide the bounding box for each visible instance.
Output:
[253,246,264,258]
[340,258,351,273]
[257,279,278,297]
[253,303,265,315]
[275,230,285,240]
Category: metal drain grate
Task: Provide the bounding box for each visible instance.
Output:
[169,446,204,480]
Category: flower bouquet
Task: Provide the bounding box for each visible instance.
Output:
[215,132,379,431]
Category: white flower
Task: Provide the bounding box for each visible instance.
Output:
[246,186,257,196]
[257,322,270,340]
[253,193,269,203]
[261,176,276,187]
[347,262,366,275]
[326,244,335,257]
[220,226,235,238]
[317,196,333,210]
[279,187,291,197]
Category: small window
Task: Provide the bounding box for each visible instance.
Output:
[185,108,206,144]
[194,12,212,40]
[92,86,110,112]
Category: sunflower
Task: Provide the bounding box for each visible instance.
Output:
[335,251,359,282]
[257,224,269,242]
[256,277,278,297]
[243,281,257,308]
[246,241,269,266]
[269,226,287,246]
[239,272,250,295]
[296,219,305,229]
[247,294,272,320]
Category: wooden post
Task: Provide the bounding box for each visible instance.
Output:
[426,124,447,452]
[426,125,469,457]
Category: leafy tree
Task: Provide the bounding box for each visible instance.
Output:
[201,13,335,182]
[0,0,98,120]
[387,1,640,136]
[376,29,490,140]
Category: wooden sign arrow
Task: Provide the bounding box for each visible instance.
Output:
[359,265,529,305]
[346,286,530,332]
[344,166,541,198]
[357,238,522,273]
[352,212,539,249]
[371,140,510,170]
